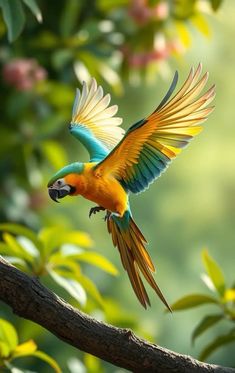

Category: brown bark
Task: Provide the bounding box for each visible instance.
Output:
[0,257,234,372]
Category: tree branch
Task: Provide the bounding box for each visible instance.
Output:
[0,257,233,373]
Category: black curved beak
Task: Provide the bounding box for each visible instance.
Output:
[48,186,71,203]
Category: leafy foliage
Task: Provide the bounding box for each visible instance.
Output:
[0,0,225,86]
[0,0,42,42]
[0,223,117,307]
[170,250,235,361]
[0,318,61,372]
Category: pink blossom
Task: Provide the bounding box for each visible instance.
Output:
[129,0,151,25]
[152,2,169,20]
[129,0,169,25]
[127,45,171,67]
[3,58,47,91]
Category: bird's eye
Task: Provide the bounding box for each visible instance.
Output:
[57,180,62,186]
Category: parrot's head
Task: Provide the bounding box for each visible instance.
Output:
[47,162,84,203]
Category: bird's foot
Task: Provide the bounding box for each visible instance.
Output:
[104,211,111,221]
[89,206,105,218]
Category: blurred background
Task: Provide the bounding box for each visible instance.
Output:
[0,0,234,371]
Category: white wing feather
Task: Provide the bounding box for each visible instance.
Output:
[72,78,125,150]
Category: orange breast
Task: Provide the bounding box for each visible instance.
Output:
[65,163,128,216]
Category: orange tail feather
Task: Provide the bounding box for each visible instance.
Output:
[107,213,171,310]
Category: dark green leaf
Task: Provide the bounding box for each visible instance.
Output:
[192,314,223,344]
[199,330,235,361]
[172,0,196,20]
[59,0,81,37]
[22,0,42,22]
[97,0,129,12]
[170,294,218,311]
[25,350,61,373]
[0,242,15,256]
[0,0,25,42]
[210,0,223,11]
[202,250,225,296]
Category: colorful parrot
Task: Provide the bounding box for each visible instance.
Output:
[47,64,215,310]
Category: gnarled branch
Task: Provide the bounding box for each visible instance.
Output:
[0,257,233,372]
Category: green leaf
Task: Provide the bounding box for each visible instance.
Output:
[210,0,223,11]
[69,252,118,275]
[0,224,42,252]
[0,340,11,358]
[202,250,225,296]
[60,231,93,249]
[22,0,42,22]
[53,268,104,306]
[192,314,223,344]
[0,0,25,42]
[76,273,104,307]
[41,141,68,171]
[84,353,103,373]
[49,270,87,305]
[199,330,235,361]
[38,227,93,255]
[4,256,28,272]
[172,0,196,19]
[97,0,129,12]
[170,294,218,311]
[48,254,81,275]
[60,0,82,37]
[0,242,16,256]
[2,233,35,264]
[26,350,61,373]
[0,319,18,354]
[75,51,123,95]
[38,227,61,255]
[97,61,123,95]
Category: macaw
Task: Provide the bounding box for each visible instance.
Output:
[47,64,215,310]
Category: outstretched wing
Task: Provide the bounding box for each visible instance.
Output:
[94,64,215,193]
[70,78,125,162]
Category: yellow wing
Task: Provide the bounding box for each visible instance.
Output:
[94,64,215,193]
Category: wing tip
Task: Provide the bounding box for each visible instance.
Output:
[155,69,179,111]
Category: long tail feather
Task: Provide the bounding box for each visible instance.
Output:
[107,211,171,310]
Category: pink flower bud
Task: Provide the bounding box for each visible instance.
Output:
[152,2,169,20]
[3,58,47,91]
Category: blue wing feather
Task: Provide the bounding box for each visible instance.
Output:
[69,124,108,162]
